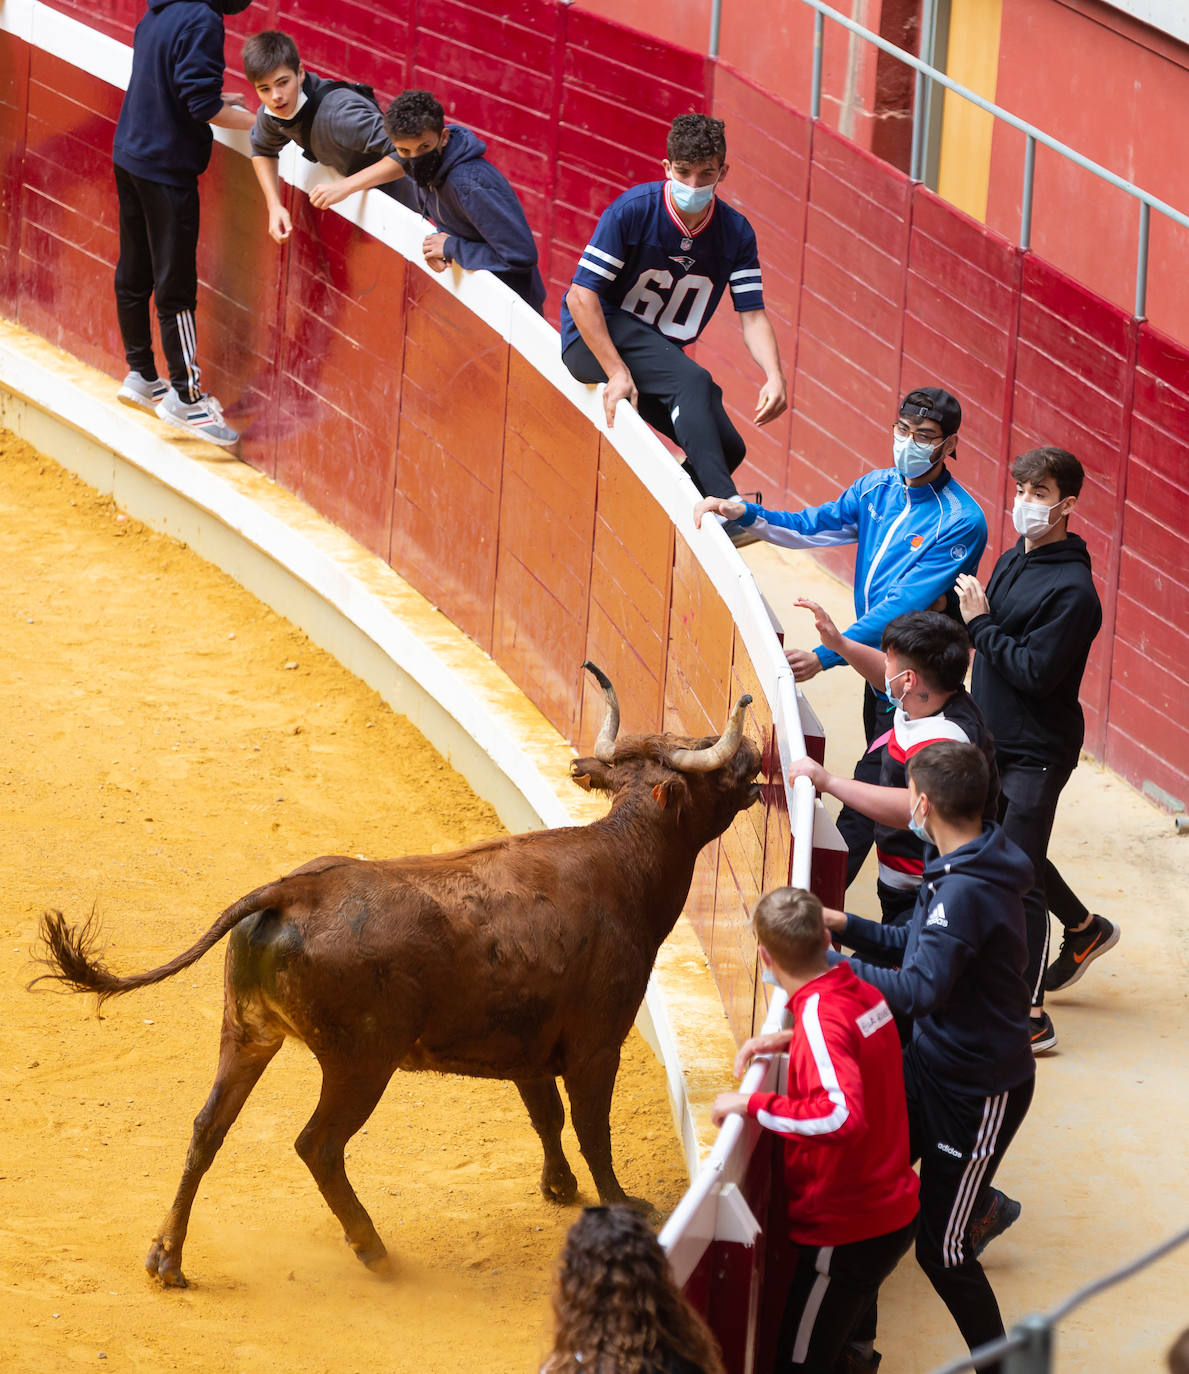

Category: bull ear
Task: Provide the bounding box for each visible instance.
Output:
[570,757,614,792]
[651,779,689,811]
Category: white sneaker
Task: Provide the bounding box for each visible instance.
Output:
[117,371,169,411]
[155,388,239,447]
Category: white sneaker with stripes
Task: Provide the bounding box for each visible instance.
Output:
[117,371,170,411]
[155,388,239,447]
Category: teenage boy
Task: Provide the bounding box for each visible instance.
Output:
[113,0,257,446]
[694,387,987,883]
[713,887,918,1374]
[957,446,1117,1054]
[821,742,1034,1374]
[382,90,545,313]
[788,609,998,929]
[243,30,416,244]
[561,114,787,498]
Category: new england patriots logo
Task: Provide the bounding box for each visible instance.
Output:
[669,255,696,271]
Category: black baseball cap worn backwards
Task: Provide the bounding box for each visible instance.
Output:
[900,387,961,436]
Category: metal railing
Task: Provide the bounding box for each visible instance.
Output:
[927,1222,1189,1372]
[784,0,1189,320]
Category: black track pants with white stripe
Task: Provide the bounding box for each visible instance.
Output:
[906,1044,1035,1370]
[772,1217,917,1372]
[562,313,746,498]
[114,166,203,404]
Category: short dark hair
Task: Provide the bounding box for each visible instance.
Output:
[881,611,971,693]
[907,741,989,823]
[1010,446,1085,500]
[242,30,301,84]
[666,114,726,166]
[385,89,445,140]
[753,888,826,974]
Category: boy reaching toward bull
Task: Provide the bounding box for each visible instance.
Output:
[713,888,919,1373]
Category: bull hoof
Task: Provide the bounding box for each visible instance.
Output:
[540,1167,578,1205]
[348,1237,390,1274]
[145,1238,188,1289]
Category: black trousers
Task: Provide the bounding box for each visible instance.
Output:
[772,1217,918,1372]
[905,1045,1034,1374]
[995,759,1074,1008]
[562,312,746,497]
[114,165,203,404]
[836,684,894,888]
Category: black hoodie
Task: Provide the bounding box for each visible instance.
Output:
[113,0,227,186]
[967,533,1101,772]
[835,824,1035,1096]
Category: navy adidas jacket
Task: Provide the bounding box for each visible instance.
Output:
[405,126,545,313]
[113,0,228,186]
[837,823,1035,1096]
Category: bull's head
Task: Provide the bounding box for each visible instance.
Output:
[570,662,763,846]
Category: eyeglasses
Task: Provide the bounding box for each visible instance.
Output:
[892,420,942,442]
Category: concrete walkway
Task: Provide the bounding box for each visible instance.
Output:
[742,541,1189,1373]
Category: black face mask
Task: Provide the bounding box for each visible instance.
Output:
[213,0,254,13]
[403,142,445,186]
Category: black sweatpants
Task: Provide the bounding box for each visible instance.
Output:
[995,759,1073,1008]
[772,1217,917,1372]
[562,312,746,497]
[114,165,203,404]
[836,684,895,888]
[906,1044,1034,1374]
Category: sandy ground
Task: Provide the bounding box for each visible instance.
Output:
[0,431,691,1373]
[743,541,1189,1372]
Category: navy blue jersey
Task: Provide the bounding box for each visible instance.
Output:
[559,181,764,353]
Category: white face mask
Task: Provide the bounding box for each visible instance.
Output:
[892,431,940,479]
[1012,496,1064,540]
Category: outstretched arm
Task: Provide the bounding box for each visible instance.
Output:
[309,155,405,209]
[739,309,787,426]
[250,155,291,243]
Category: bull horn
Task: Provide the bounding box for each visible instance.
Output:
[668,694,753,773]
[582,660,620,763]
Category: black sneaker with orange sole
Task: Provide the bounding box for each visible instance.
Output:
[1044,914,1120,993]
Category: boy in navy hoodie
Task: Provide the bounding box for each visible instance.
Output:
[713,887,918,1373]
[957,446,1117,1056]
[823,741,1034,1374]
[113,0,257,445]
[382,90,545,313]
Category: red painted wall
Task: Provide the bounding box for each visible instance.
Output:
[987,0,1189,342]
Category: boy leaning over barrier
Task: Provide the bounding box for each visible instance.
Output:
[243,29,416,244]
[712,887,918,1374]
[821,741,1035,1374]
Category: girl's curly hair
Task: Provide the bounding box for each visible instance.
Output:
[542,1207,725,1374]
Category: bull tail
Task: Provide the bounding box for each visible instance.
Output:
[28,879,294,1012]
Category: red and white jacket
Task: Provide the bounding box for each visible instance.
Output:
[747,964,919,1246]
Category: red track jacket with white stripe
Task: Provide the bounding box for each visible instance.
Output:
[747,964,919,1247]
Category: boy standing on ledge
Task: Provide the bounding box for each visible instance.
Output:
[113,0,257,446]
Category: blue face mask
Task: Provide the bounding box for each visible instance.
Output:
[908,795,931,845]
[669,177,716,214]
[892,431,940,479]
[884,667,909,705]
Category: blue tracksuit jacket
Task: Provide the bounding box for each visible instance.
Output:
[730,465,988,669]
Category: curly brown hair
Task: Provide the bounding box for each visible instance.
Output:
[542,1207,726,1374]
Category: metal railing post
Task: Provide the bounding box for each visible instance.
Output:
[1002,1314,1053,1374]
[1135,200,1151,319]
[811,10,824,120]
[709,0,722,58]
[1020,133,1036,250]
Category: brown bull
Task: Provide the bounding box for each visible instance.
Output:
[32,662,761,1288]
